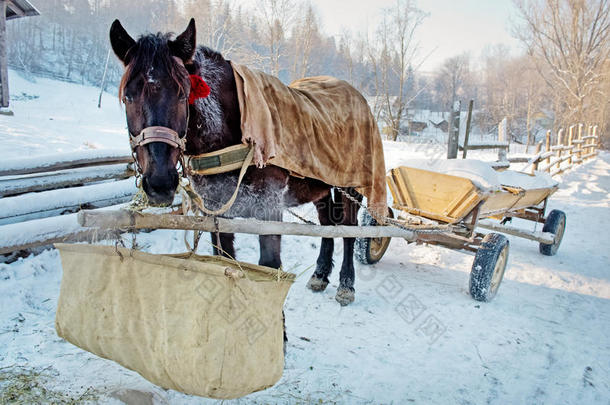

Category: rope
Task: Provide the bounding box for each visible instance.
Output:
[180,147,254,216]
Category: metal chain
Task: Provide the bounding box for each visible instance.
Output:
[286,208,317,225]
[335,187,452,235]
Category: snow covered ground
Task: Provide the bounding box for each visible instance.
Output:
[1,71,609,404]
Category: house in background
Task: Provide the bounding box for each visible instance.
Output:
[0,0,40,113]
[429,118,449,133]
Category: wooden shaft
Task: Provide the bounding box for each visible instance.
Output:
[78,210,419,240]
[477,220,555,244]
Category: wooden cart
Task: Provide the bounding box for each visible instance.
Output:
[356,161,567,302]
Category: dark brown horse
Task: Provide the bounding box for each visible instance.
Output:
[110,19,363,306]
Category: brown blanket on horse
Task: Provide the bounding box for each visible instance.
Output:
[231,63,387,215]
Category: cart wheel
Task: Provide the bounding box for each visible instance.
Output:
[469,233,509,302]
[539,209,566,256]
[355,209,393,265]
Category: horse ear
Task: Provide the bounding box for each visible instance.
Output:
[110,19,136,65]
[169,18,196,62]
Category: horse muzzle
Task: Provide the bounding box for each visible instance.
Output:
[130,126,186,206]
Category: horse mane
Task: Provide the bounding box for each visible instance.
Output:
[118,32,188,102]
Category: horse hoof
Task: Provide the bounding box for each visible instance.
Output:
[335,287,355,306]
[306,275,329,292]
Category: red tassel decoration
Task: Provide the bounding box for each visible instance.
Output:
[189,75,211,104]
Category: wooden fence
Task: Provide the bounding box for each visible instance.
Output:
[521,124,600,176]
[0,151,135,257]
[0,123,602,258]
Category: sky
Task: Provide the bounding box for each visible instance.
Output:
[306,0,523,71]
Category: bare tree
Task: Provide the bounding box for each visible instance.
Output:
[256,0,295,76]
[513,0,610,127]
[368,0,427,140]
[290,2,319,80]
[435,53,470,112]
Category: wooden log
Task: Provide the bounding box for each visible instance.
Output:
[581,152,598,160]
[0,163,134,197]
[477,219,555,244]
[577,124,584,160]
[0,209,118,255]
[491,161,510,170]
[0,179,137,225]
[447,100,461,159]
[555,128,564,170]
[78,210,420,240]
[0,0,9,108]
[567,125,574,164]
[457,143,509,150]
[0,153,133,176]
[545,130,551,168]
[462,100,474,159]
[498,117,508,161]
[507,157,530,163]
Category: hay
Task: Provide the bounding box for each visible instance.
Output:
[0,365,99,404]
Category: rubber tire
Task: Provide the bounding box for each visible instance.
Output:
[469,233,509,302]
[355,210,392,265]
[539,209,566,256]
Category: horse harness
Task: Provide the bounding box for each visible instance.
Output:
[129,123,253,216]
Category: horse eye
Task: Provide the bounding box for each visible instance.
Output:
[123,95,133,104]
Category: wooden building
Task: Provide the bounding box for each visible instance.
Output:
[0,0,40,109]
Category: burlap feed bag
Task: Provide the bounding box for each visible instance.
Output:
[55,243,295,399]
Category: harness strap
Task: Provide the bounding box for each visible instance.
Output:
[186,143,253,175]
[182,147,254,216]
[130,126,186,151]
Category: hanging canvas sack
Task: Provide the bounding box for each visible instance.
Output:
[55,243,294,399]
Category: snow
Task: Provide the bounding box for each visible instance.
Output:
[0,149,130,174]
[397,158,559,191]
[1,72,609,404]
[0,69,128,158]
[0,179,136,225]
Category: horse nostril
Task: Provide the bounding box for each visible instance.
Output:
[142,172,179,204]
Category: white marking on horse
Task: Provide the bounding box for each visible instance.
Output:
[146,67,157,84]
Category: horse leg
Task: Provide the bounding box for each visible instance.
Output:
[256,211,285,345]
[335,188,362,306]
[258,234,282,269]
[306,191,340,292]
[210,232,235,259]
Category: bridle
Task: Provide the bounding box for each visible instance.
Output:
[128,86,191,184]
[128,65,209,181]
[126,68,253,216]
[129,126,186,152]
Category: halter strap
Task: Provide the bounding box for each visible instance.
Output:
[130,126,186,151]
[186,143,253,175]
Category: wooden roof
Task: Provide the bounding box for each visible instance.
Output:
[5,0,40,20]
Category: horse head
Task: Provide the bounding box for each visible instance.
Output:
[110,19,198,206]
